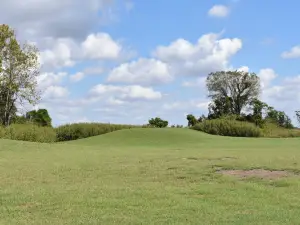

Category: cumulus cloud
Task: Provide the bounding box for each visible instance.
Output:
[42,86,70,100]
[82,33,122,60]
[107,58,173,85]
[37,72,67,90]
[89,84,162,101]
[40,38,77,70]
[0,0,123,41]
[258,68,277,89]
[153,33,242,76]
[281,46,300,59]
[208,5,230,18]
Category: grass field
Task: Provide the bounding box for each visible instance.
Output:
[1,128,300,224]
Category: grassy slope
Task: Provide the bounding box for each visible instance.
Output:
[0,128,300,225]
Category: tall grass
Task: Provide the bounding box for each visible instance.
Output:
[0,124,57,143]
[55,123,138,142]
[261,123,300,138]
[192,119,262,137]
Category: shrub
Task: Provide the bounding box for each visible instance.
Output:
[192,119,262,137]
[55,123,137,142]
[0,124,56,143]
[148,117,168,128]
[261,123,300,138]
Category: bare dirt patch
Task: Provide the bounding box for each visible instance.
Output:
[219,169,294,179]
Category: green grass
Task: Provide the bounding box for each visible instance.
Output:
[1,128,300,224]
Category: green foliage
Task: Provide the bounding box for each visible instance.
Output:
[296,111,300,126]
[208,97,233,119]
[0,24,40,126]
[171,124,184,128]
[186,114,197,127]
[148,117,168,128]
[248,98,268,127]
[206,70,260,115]
[261,123,300,138]
[192,119,262,137]
[265,107,293,129]
[26,109,52,127]
[55,123,137,142]
[0,124,56,143]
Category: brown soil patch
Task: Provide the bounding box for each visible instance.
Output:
[219,169,293,179]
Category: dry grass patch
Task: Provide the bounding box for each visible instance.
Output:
[219,169,295,179]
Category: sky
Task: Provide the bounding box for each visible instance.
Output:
[1,0,300,126]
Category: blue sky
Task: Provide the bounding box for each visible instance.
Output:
[1,0,300,126]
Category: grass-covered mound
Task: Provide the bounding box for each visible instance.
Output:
[1,128,300,224]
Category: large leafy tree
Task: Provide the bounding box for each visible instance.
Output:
[0,24,40,126]
[206,70,260,115]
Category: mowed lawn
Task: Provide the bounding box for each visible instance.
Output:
[0,128,300,225]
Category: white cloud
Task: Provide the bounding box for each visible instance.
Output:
[89,84,162,101]
[208,5,230,18]
[70,72,85,82]
[258,68,277,89]
[37,72,67,90]
[237,66,250,72]
[153,33,242,76]
[107,58,173,85]
[40,39,76,70]
[281,46,300,59]
[0,0,125,41]
[82,33,122,60]
[43,86,70,99]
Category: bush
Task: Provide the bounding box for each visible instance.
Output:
[192,119,262,137]
[148,117,168,128]
[261,123,300,138]
[0,124,56,143]
[55,123,137,142]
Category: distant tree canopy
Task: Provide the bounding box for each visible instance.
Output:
[188,70,295,129]
[148,117,168,128]
[296,111,300,126]
[26,109,52,127]
[0,24,40,126]
[206,70,260,116]
[186,114,197,127]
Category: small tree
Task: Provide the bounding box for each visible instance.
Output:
[206,70,260,115]
[26,109,52,127]
[249,98,268,127]
[0,24,40,126]
[186,114,197,127]
[148,117,168,128]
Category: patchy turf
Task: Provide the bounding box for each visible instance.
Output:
[0,128,300,225]
[219,169,296,179]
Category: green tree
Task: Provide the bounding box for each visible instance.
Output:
[206,70,260,115]
[249,98,268,127]
[26,109,52,127]
[186,114,197,127]
[296,111,300,126]
[148,117,168,128]
[0,24,40,126]
[208,96,233,119]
